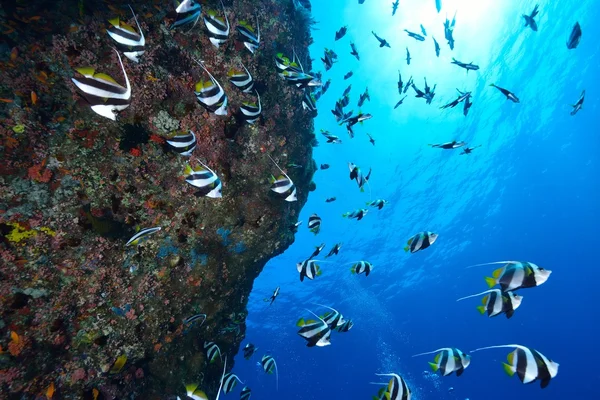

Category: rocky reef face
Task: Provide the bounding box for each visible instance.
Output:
[0,0,315,398]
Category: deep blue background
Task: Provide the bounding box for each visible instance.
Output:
[227,1,599,399]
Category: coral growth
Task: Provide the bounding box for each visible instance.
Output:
[0,0,315,398]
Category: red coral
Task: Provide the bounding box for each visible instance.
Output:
[149,134,165,144]
[129,148,142,157]
[27,159,52,183]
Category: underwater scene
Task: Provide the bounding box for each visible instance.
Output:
[0,0,598,399]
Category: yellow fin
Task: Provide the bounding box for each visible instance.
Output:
[119,21,136,33]
[93,73,118,85]
[485,277,496,288]
[482,294,489,305]
[185,383,199,395]
[296,318,305,327]
[75,67,95,77]
[428,362,439,372]
[109,354,127,374]
[477,305,486,315]
[403,245,409,252]
[492,267,503,279]
[507,350,515,365]
[502,362,515,377]
[184,164,193,175]
[108,17,120,27]
[433,353,441,363]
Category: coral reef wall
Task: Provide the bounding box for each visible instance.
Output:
[0,0,315,398]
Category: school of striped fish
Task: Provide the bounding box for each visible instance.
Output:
[66,0,586,398]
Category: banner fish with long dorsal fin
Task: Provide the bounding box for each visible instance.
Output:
[193,60,228,115]
[466,261,551,291]
[457,289,523,318]
[471,344,558,388]
[296,309,332,347]
[203,0,229,48]
[106,5,145,62]
[413,348,471,377]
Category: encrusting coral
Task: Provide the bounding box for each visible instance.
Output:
[0,0,316,398]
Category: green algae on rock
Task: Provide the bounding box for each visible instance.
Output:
[0,0,315,398]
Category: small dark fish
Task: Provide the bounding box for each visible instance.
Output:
[320,164,330,170]
[367,199,388,210]
[321,129,342,144]
[570,90,585,116]
[243,343,258,359]
[326,243,342,257]
[451,58,479,71]
[460,145,481,155]
[394,95,407,109]
[489,84,519,103]
[436,0,442,13]
[392,0,399,16]
[403,76,413,94]
[429,140,466,149]
[337,319,353,332]
[335,26,347,41]
[343,84,352,97]
[433,37,440,57]
[566,22,582,49]
[420,24,427,36]
[302,89,317,113]
[350,42,360,60]
[406,47,411,65]
[358,87,370,107]
[404,29,425,41]
[523,4,540,32]
[340,112,372,127]
[367,133,375,146]
[264,286,280,305]
[344,71,353,80]
[240,386,252,400]
[325,197,336,202]
[372,31,391,48]
[309,243,326,259]
[397,71,403,94]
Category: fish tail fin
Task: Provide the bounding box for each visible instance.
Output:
[403,246,409,252]
[342,212,349,218]
[484,276,497,288]
[185,383,199,396]
[184,164,193,175]
[428,362,439,372]
[477,305,486,315]
[350,267,356,274]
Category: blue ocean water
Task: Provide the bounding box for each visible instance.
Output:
[234,1,599,399]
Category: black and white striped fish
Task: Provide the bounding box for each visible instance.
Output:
[457,289,523,319]
[203,0,229,48]
[222,372,243,394]
[471,344,559,388]
[172,0,202,30]
[321,130,342,144]
[183,313,206,327]
[106,6,145,63]
[261,355,279,390]
[264,286,279,306]
[240,386,251,400]
[296,309,332,347]
[350,260,373,276]
[71,50,131,121]
[348,163,370,191]
[194,60,228,115]
[367,199,388,210]
[413,348,471,377]
[468,261,551,291]
[373,373,411,400]
[404,231,438,253]
[184,162,222,198]
[166,130,196,156]
[185,357,227,400]
[336,319,353,332]
[236,17,260,54]
[228,64,254,93]
[315,304,345,330]
[342,208,368,220]
[296,259,322,282]
[125,226,161,246]
[243,343,257,360]
[203,341,221,364]
[308,214,321,234]
[326,243,342,258]
[268,155,297,202]
[302,89,317,113]
[274,52,302,77]
[240,91,262,124]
